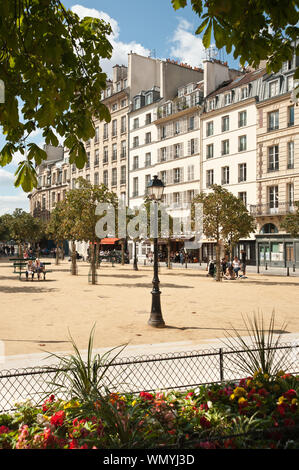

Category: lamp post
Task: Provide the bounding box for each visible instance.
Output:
[147,175,165,328]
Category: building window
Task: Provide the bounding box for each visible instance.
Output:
[224,93,231,105]
[103,170,108,186]
[112,143,117,161]
[133,136,139,148]
[52,192,56,207]
[238,110,247,127]
[94,172,99,185]
[206,144,214,159]
[94,149,99,166]
[120,166,126,185]
[238,163,247,182]
[121,141,126,159]
[144,174,151,194]
[188,116,195,131]
[288,183,294,209]
[240,87,248,100]
[133,155,139,170]
[133,97,141,110]
[282,60,293,72]
[174,144,181,159]
[206,169,214,188]
[208,99,215,111]
[268,110,279,131]
[221,166,229,185]
[145,113,151,125]
[103,123,108,140]
[238,192,247,206]
[161,126,166,139]
[269,80,279,97]
[238,135,247,152]
[187,165,194,181]
[221,139,229,155]
[145,132,151,144]
[112,119,117,137]
[268,185,279,209]
[190,138,196,155]
[222,115,229,132]
[288,141,294,169]
[95,127,99,143]
[160,171,166,185]
[173,168,181,184]
[121,116,126,133]
[103,146,108,163]
[121,99,127,108]
[173,192,181,206]
[268,145,279,172]
[145,152,151,167]
[288,105,295,127]
[160,147,167,162]
[174,121,180,135]
[133,118,139,130]
[206,121,213,136]
[287,75,294,92]
[86,153,90,169]
[133,177,139,197]
[111,168,117,187]
[112,102,118,112]
[42,196,46,210]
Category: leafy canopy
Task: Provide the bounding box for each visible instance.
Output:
[171,0,299,77]
[280,201,299,237]
[0,0,113,191]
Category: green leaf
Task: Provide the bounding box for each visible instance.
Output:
[171,0,187,10]
[195,17,209,35]
[202,20,212,49]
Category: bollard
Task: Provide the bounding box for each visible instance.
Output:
[287,266,290,276]
[265,263,268,270]
[293,264,296,272]
[144,259,146,266]
[257,264,260,274]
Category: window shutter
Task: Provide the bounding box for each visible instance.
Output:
[187,140,191,156]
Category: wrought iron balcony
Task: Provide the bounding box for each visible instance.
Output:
[250,202,295,216]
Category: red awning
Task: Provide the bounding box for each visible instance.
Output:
[100,238,119,245]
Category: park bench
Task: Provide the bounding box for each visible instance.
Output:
[12,261,52,280]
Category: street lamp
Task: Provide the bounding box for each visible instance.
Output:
[147,175,165,328]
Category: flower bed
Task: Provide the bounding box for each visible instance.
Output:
[0,371,298,449]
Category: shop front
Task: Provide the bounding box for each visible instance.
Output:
[256,234,299,268]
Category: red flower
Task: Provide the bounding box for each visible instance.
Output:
[80,444,89,449]
[69,438,78,449]
[0,426,9,435]
[42,394,55,412]
[139,391,154,400]
[50,410,65,427]
[185,392,194,399]
[224,439,236,449]
[200,403,209,411]
[284,389,297,400]
[168,429,176,435]
[200,416,211,429]
[258,388,268,397]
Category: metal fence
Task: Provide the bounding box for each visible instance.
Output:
[0,342,298,413]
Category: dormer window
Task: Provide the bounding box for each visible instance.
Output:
[145,93,153,105]
[178,87,185,97]
[107,87,112,97]
[116,82,121,92]
[208,99,215,111]
[269,80,279,98]
[240,86,248,100]
[224,93,231,105]
[282,60,293,73]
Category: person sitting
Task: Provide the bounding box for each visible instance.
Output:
[232,256,241,278]
[207,259,216,277]
[26,260,35,281]
[224,264,235,280]
[35,258,45,280]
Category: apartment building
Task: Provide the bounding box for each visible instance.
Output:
[70,64,129,205]
[201,63,266,263]
[253,56,299,267]
[28,144,69,222]
[128,56,204,260]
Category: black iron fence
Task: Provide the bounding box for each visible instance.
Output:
[0,343,298,413]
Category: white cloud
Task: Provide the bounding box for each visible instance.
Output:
[0,194,29,215]
[71,4,150,77]
[169,18,208,68]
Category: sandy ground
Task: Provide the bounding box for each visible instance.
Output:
[0,258,299,358]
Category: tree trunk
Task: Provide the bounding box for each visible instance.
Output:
[167,239,171,268]
[55,243,59,265]
[71,241,77,275]
[61,242,64,260]
[95,243,99,269]
[91,242,96,285]
[216,241,221,282]
[121,240,125,266]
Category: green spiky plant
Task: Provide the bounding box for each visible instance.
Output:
[45,325,127,402]
[222,311,293,377]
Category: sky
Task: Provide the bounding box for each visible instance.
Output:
[0,0,240,216]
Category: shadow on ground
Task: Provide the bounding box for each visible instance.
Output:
[0,285,58,294]
[99,283,193,289]
[164,325,290,334]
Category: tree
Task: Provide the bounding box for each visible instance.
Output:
[0,1,113,191]
[171,1,299,80]
[193,185,255,281]
[280,201,299,237]
[0,214,13,242]
[9,208,42,256]
[62,177,118,284]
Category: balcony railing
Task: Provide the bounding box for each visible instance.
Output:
[250,202,295,216]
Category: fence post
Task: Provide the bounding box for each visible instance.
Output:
[219,348,224,381]
[293,264,296,273]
